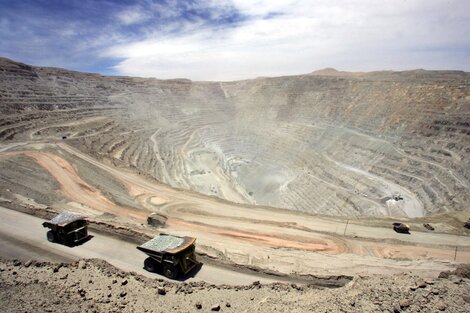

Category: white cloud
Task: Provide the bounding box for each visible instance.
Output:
[116,7,150,25]
[105,0,470,81]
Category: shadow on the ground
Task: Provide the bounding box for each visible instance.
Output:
[65,235,94,247]
[176,262,203,282]
[142,261,204,282]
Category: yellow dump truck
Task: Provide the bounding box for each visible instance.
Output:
[137,234,198,279]
[42,212,89,246]
[393,222,410,234]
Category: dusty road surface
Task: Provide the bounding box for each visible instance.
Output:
[0,206,283,285]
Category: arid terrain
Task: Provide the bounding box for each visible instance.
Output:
[0,57,469,311]
[1,258,470,312]
[1,57,469,217]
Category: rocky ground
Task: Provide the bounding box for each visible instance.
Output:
[1,258,469,313]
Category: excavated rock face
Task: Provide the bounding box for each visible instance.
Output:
[0,57,469,217]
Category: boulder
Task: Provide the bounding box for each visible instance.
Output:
[417,280,427,288]
[78,260,86,269]
[436,301,446,311]
[399,299,411,308]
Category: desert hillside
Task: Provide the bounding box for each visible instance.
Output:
[1,57,468,218]
[1,258,469,313]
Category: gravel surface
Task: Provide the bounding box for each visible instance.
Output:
[47,212,84,226]
[139,235,185,252]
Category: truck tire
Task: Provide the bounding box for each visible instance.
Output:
[163,264,179,279]
[46,231,56,242]
[144,257,157,272]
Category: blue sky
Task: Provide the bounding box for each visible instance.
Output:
[0,0,469,80]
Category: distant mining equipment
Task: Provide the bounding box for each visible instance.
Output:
[423,223,435,231]
[147,212,168,227]
[393,222,410,234]
[464,219,470,230]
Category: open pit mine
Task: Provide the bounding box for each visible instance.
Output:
[0,56,469,288]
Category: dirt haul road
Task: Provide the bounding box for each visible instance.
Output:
[1,142,470,277]
[0,206,284,285]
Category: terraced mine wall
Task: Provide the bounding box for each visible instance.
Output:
[1,57,469,217]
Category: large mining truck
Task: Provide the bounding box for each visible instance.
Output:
[42,212,89,246]
[393,222,410,234]
[464,219,470,230]
[137,234,198,279]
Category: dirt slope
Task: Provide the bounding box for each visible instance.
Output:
[1,258,470,313]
